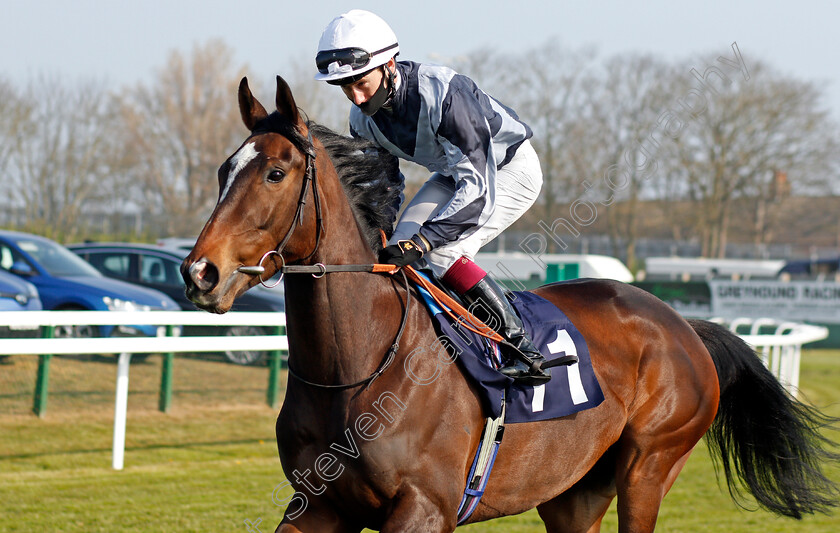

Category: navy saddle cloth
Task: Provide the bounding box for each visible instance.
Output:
[415,276,605,423]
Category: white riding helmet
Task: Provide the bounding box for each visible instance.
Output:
[315,10,399,85]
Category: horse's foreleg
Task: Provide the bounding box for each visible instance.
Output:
[379,486,457,533]
[275,520,358,533]
[537,489,615,533]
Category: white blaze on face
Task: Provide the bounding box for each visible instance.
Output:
[219,142,259,204]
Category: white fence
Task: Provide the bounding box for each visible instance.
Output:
[0,312,827,469]
[712,317,829,397]
[0,311,286,355]
[0,311,287,470]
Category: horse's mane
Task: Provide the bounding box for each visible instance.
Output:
[309,123,402,251]
[252,114,402,251]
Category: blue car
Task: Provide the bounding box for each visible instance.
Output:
[0,269,41,311]
[0,230,180,338]
[0,269,42,341]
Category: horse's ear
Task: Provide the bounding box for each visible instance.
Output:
[238,77,268,131]
[275,75,301,125]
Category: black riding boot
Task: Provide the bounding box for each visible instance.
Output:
[463,276,563,385]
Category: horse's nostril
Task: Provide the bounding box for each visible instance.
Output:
[188,259,219,292]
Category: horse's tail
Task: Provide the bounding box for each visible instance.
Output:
[688,318,840,519]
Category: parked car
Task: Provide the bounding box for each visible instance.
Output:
[68,242,285,365]
[0,230,180,338]
[155,237,197,252]
[0,269,42,342]
[0,269,42,311]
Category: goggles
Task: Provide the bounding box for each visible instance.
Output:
[316,43,398,75]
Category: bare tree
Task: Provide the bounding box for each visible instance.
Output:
[3,75,122,241]
[663,57,839,257]
[280,55,352,133]
[116,39,249,237]
[0,78,32,228]
[0,78,32,180]
[471,41,598,253]
[578,54,676,269]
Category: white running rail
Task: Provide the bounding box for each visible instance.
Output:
[0,311,287,470]
[711,317,828,398]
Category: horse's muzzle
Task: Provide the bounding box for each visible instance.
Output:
[180,258,223,311]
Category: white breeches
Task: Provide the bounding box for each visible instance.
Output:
[390,140,542,276]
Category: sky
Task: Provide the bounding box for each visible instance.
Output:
[2,0,839,120]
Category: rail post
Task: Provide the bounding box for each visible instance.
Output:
[266,325,284,409]
[112,352,132,470]
[158,325,175,413]
[32,325,55,418]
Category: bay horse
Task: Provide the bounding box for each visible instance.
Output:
[182,76,838,532]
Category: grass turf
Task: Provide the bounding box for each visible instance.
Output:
[1,351,839,532]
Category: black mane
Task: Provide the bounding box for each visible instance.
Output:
[309,123,402,251]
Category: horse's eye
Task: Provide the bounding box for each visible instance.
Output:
[267,169,286,183]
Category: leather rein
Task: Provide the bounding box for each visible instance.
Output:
[236,125,409,390]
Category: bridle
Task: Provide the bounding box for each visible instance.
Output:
[237,125,399,286]
[236,125,322,288]
[234,123,409,390]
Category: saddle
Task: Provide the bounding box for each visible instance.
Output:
[405,267,604,424]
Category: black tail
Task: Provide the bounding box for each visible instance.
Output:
[689,319,840,519]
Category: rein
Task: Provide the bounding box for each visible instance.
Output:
[286,268,410,390]
[278,263,505,390]
[234,123,502,389]
[236,124,409,390]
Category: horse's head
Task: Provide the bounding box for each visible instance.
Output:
[181,76,319,313]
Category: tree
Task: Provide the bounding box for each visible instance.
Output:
[581,54,676,269]
[472,41,598,253]
[661,56,840,257]
[0,78,31,179]
[0,78,32,228]
[116,39,249,236]
[280,56,352,133]
[3,75,122,241]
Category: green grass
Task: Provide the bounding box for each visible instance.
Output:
[1,351,839,532]
[0,352,274,416]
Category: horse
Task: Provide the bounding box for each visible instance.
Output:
[181,76,839,532]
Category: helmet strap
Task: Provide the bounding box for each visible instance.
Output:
[385,63,397,102]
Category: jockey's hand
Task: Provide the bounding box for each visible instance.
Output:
[379,235,429,267]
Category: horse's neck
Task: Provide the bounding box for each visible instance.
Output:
[283,173,402,384]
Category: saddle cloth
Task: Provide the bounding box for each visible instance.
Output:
[414,274,604,424]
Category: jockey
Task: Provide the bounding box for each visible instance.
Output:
[315,10,577,385]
